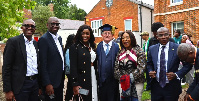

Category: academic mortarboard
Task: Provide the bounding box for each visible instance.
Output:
[99,24,118,34]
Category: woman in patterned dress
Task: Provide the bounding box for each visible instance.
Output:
[114,31,146,101]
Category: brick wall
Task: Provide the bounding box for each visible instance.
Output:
[85,0,139,43]
[154,0,199,45]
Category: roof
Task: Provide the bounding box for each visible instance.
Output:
[58,19,84,30]
[129,0,154,10]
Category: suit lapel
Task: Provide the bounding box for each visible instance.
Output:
[167,42,175,70]
[19,34,27,63]
[154,44,159,71]
[47,32,61,56]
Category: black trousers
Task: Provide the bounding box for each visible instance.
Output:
[99,78,120,101]
[15,78,39,101]
[44,73,65,101]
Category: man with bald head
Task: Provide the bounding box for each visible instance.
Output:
[147,27,192,101]
[38,17,64,101]
[177,43,199,101]
[3,19,40,101]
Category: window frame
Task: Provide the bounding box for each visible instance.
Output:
[91,19,102,37]
[124,19,132,32]
[171,21,184,37]
[169,0,183,7]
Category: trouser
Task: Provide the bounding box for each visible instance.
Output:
[15,78,39,101]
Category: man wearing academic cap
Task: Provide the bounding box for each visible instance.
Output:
[97,24,120,101]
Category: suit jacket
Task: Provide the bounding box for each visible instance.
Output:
[187,48,199,101]
[147,42,192,94]
[2,34,39,94]
[97,41,119,85]
[38,31,64,88]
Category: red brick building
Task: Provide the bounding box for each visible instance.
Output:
[85,0,154,44]
[154,0,199,45]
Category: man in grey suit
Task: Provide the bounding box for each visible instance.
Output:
[3,19,40,101]
[38,17,64,101]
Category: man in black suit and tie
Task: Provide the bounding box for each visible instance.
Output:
[38,17,64,101]
[147,27,192,101]
[177,43,199,101]
[3,19,40,101]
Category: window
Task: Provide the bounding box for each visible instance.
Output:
[171,21,184,36]
[106,0,113,7]
[124,19,132,32]
[171,0,183,4]
[91,20,102,37]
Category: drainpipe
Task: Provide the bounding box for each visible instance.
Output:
[139,1,143,47]
[150,9,153,37]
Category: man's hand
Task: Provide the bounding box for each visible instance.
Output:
[166,72,176,80]
[149,71,156,78]
[73,86,81,95]
[5,91,15,101]
[46,84,54,96]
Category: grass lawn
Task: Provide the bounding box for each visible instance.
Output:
[142,82,151,101]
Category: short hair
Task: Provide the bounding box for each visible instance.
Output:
[177,43,195,61]
[120,31,136,48]
[151,22,164,32]
[23,19,35,25]
[157,27,169,34]
[175,29,181,36]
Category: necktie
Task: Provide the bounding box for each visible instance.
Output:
[105,44,109,55]
[159,46,166,88]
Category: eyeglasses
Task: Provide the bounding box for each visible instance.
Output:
[50,23,60,27]
[22,24,36,29]
[157,33,169,38]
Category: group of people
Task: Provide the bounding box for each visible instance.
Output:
[2,17,198,101]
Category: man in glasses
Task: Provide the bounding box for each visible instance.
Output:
[177,43,199,101]
[147,27,192,101]
[97,24,120,101]
[38,17,64,101]
[3,19,40,101]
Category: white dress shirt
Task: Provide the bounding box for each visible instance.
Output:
[50,33,64,70]
[103,40,113,53]
[156,42,169,83]
[23,35,38,76]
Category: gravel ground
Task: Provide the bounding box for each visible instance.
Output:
[0,75,6,101]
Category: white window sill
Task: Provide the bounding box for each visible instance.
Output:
[168,1,183,7]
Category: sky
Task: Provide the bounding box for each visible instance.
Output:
[70,0,154,13]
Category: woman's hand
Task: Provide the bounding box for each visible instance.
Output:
[73,86,81,95]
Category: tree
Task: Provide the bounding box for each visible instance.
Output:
[33,0,87,21]
[0,0,36,41]
[66,4,87,21]
[32,5,54,35]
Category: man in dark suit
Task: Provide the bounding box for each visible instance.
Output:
[3,19,40,101]
[147,27,192,101]
[145,22,175,91]
[97,24,119,101]
[177,43,199,101]
[38,17,64,101]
